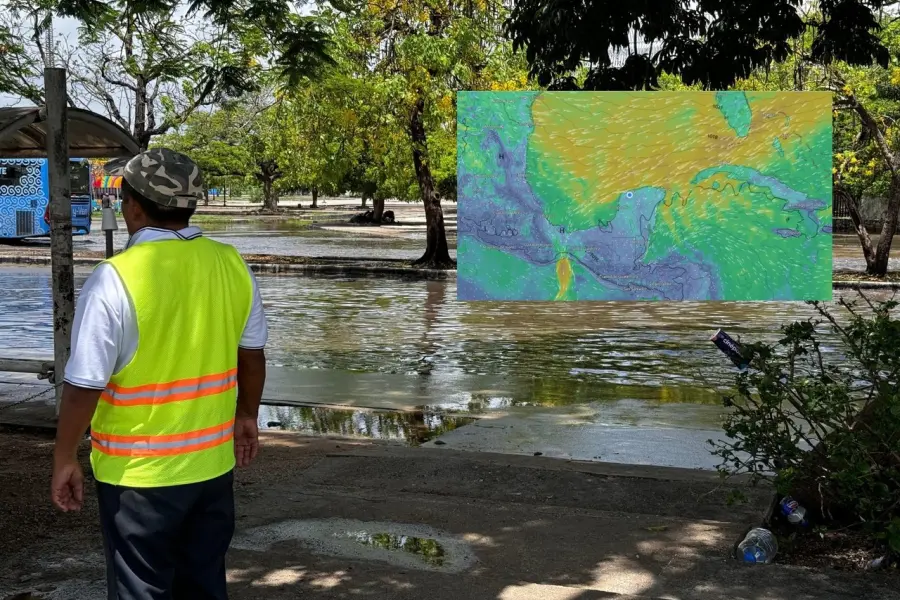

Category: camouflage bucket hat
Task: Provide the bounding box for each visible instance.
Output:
[123,148,205,208]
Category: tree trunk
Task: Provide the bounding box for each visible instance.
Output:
[257,160,281,212]
[409,95,454,268]
[361,194,368,208]
[124,21,150,152]
[372,197,385,224]
[311,185,319,209]
[851,98,899,277]
[262,178,278,211]
[870,177,900,276]
[840,187,877,271]
[204,187,210,206]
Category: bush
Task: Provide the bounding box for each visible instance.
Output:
[711,293,900,552]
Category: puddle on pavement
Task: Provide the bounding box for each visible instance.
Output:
[258,404,475,445]
[231,518,477,573]
[341,531,446,566]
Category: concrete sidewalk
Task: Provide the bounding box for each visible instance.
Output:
[3,433,897,600]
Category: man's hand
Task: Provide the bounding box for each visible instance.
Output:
[51,460,84,512]
[234,415,259,468]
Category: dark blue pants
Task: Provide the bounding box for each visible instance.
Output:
[96,470,235,600]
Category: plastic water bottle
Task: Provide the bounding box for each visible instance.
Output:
[780,497,808,526]
[737,528,778,564]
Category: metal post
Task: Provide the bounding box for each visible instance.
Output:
[44,67,73,412]
[101,194,117,258]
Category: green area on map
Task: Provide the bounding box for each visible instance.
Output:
[457,91,833,301]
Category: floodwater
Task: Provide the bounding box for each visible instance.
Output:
[72,214,458,260]
[1,223,898,466]
[0,266,893,405]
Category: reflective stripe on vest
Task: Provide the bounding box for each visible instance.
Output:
[101,368,238,406]
[92,419,235,457]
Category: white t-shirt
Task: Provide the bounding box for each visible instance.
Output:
[63,226,268,390]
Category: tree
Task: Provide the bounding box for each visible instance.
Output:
[733,11,900,277]
[333,0,530,268]
[62,5,262,151]
[506,0,889,91]
[277,74,370,209]
[831,23,900,276]
[0,0,331,151]
[0,9,53,105]
[157,95,290,210]
[509,1,900,276]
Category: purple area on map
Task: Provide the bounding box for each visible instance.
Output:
[460,128,722,299]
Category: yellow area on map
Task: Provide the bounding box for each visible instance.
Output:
[528,92,831,234]
[555,257,573,300]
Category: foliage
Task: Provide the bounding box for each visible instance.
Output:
[326,0,530,264]
[0,11,47,104]
[155,94,290,207]
[712,293,900,549]
[8,0,332,86]
[0,0,332,151]
[506,0,890,91]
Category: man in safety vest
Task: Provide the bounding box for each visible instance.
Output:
[51,148,268,600]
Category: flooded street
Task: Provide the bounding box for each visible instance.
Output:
[2,265,891,467]
[1,224,897,468]
[4,266,881,397]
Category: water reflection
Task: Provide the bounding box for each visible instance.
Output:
[341,532,446,567]
[258,404,474,445]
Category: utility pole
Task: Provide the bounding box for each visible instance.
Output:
[44,67,73,412]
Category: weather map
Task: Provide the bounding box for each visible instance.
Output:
[456,91,833,301]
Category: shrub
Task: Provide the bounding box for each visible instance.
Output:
[711,293,900,552]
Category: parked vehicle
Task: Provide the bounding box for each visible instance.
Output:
[0,158,92,240]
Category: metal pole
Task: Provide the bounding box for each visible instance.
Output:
[101,194,116,258]
[44,67,73,412]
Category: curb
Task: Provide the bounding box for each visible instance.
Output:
[0,255,457,280]
[832,280,900,290]
[248,262,456,280]
[1,256,895,287]
[0,255,99,267]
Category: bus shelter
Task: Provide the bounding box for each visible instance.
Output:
[0,106,139,158]
[0,90,140,410]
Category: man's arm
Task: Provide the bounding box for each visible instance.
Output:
[51,384,103,511]
[51,264,124,511]
[54,384,102,460]
[237,347,266,418]
[234,348,266,468]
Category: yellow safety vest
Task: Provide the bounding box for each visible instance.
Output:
[90,236,253,488]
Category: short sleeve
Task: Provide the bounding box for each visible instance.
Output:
[63,264,126,390]
[239,263,268,350]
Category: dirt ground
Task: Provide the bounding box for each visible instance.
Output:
[2,427,897,600]
[0,427,359,591]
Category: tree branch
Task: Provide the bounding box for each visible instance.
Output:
[100,55,138,92]
[847,95,900,177]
